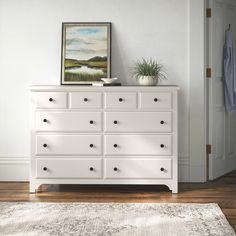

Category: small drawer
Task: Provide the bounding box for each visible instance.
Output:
[140,92,172,109]
[32,92,67,109]
[35,112,102,132]
[36,158,102,178]
[70,92,102,109]
[104,134,172,156]
[36,135,102,156]
[105,159,172,179]
[105,112,172,132]
[105,92,137,109]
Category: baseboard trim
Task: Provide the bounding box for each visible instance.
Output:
[0,157,190,182]
[178,157,190,182]
[0,157,29,181]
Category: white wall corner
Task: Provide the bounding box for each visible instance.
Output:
[0,157,29,181]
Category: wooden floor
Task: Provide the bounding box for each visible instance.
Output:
[0,171,235,231]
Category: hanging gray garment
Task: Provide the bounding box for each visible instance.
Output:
[223,30,236,112]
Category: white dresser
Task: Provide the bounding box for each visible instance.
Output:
[30,86,179,193]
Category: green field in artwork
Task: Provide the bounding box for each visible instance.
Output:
[65,57,107,81]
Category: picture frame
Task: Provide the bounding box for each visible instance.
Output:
[61,22,111,85]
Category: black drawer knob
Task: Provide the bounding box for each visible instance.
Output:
[114,167,118,171]
[160,144,164,148]
[119,98,123,102]
[43,167,47,171]
[43,119,47,123]
[89,167,94,171]
[90,144,94,148]
[84,98,88,102]
[113,144,118,148]
[49,98,53,102]
[160,167,165,171]
[113,120,118,124]
[43,144,47,148]
[154,98,158,102]
[160,120,164,124]
[90,120,94,124]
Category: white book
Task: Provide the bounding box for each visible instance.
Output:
[92,82,104,86]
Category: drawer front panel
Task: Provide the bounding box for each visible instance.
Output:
[70,92,102,108]
[105,92,137,109]
[35,112,102,132]
[32,92,67,109]
[104,135,172,156]
[36,158,102,178]
[36,135,102,155]
[140,92,172,109]
[105,159,172,179]
[105,112,172,132]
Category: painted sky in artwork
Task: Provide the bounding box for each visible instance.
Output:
[65,26,108,61]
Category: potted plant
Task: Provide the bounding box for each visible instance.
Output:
[131,58,166,86]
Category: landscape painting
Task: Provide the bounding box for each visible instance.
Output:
[61,22,111,84]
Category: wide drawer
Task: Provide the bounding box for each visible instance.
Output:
[104,134,172,156]
[32,92,67,109]
[105,112,172,132]
[139,92,172,109]
[35,112,102,132]
[70,92,102,108]
[36,135,102,155]
[105,159,172,179]
[36,158,102,178]
[105,92,137,109]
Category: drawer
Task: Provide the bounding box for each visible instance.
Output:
[105,92,137,109]
[105,159,172,179]
[32,92,67,109]
[70,92,102,108]
[36,135,102,155]
[139,92,172,109]
[36,158,102,178]
[105,112,172,132]
[35,112,102,132]
[104,135,172,156]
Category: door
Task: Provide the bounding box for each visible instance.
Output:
[207,0,236,180]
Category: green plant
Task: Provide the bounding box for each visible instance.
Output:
[131,58,166,80]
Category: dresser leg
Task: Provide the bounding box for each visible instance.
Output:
[172,188,178,194]
[29,182,36,193]
[171,184,178,194]
[167,183,178,194]
[30,181,42,193]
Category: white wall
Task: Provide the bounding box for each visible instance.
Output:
[0,0,191,181]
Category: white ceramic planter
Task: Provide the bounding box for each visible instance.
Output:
[138,76,158,86]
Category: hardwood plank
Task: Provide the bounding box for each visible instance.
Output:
[0,171,235,231]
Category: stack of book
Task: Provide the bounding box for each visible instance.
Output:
[92,82,122,86]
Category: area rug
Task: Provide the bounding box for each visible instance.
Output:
[0,202,235,236]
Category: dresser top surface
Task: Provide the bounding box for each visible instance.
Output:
[30,85,180,92]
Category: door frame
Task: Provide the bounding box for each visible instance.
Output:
[188,0,207,182]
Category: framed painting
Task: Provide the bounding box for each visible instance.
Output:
[61,22,111,85]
